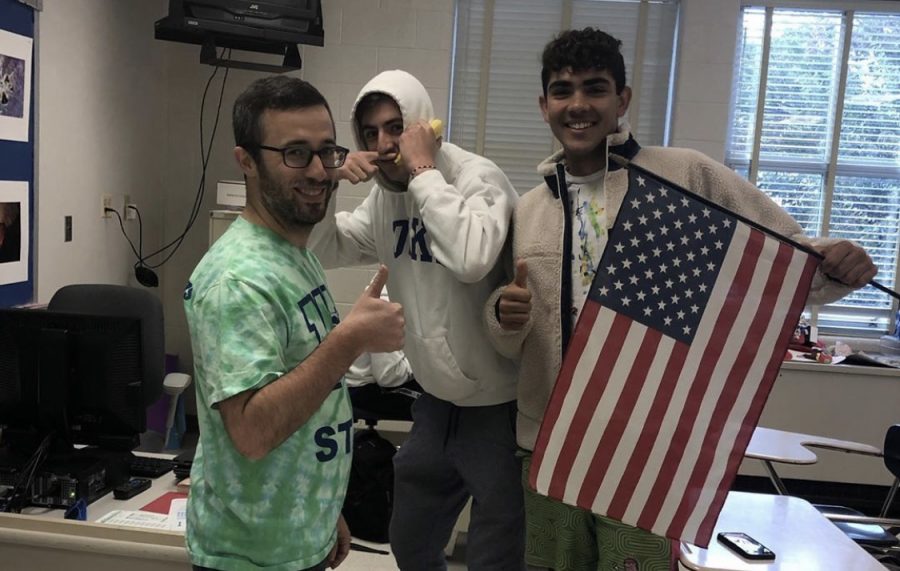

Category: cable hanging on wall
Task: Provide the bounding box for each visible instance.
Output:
[109,49,231,287]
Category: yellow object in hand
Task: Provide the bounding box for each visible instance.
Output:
[395,119,444,164]
[428,118,444,137]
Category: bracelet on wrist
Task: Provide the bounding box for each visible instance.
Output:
[410,164,435,177]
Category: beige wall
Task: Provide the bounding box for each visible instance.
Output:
[669,0,741,161]
[34,0,900,484]
[35,0,168,301]
[33,0,741,375]
[157,0,456,376]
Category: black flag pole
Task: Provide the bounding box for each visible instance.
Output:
[609,154,900,303]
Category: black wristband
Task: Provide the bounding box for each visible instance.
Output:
[410,164,435,177]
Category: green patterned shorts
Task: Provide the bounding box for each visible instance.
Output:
[521,454,674,571]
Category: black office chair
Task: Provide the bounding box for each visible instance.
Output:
[815,425,900,566]
[48,284,191,451]
[348,379,423,427]
[48,284,165,406]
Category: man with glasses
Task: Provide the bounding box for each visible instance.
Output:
[183,75,405,571]
[310,70,525,570]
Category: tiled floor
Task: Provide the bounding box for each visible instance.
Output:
[341,536,468,570]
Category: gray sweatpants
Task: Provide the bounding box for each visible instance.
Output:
[389,393,526,571]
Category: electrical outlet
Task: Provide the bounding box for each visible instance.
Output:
[124,195,136,221]
[101,193,113,218]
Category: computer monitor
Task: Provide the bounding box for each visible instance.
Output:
[0,309,146,454]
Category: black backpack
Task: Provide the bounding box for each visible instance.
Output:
[342,427,396,543]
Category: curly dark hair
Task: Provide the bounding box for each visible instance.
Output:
[232,75,333,162]
[541,27,627,95]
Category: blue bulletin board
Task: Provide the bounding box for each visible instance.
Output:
[0,0,34,306]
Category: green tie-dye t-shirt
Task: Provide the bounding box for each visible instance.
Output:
[183,216,353,571]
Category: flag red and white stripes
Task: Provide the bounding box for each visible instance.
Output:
[529,168,818,547]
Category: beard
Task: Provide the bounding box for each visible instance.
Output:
[257,164,334,230]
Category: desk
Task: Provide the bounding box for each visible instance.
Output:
[679,492,883,570]
[0,453,406,571]
[745,426,882,494]
[0,467,188,571]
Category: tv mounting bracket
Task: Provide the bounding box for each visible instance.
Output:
[200,38,302,73]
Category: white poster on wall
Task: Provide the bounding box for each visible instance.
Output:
[0,29,32,142]
[0,180,29,285]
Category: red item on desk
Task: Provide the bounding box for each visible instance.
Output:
[141,491,188,514]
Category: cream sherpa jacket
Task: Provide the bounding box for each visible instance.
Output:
[485,125,857,451]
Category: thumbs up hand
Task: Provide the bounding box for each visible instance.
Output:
[343,265,405,353]
[364,264,389,299]
[498,259,532,331]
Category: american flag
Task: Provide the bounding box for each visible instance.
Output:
[529,165,819,547]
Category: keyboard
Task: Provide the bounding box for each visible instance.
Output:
[129,455,174,478]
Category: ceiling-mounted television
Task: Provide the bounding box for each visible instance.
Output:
[154,0,324,73]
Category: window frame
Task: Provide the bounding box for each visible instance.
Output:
[726,1,900,336]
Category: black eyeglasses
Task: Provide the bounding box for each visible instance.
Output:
[257,144,349,169]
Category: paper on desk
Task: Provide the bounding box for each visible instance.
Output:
[98,504,187,532]
[97,509,170,530]
[167,497,187,532]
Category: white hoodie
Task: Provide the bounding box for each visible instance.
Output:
[308,70,518,406]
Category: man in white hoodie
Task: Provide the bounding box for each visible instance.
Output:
[309,70,525,570]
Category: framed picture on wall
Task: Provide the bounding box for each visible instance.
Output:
[0,180,28,284]
[0,28,31,142]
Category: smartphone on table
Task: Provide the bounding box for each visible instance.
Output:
[717,531,775,561]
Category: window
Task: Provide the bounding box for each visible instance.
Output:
[449,0,680,194]
[727,4,900,334]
